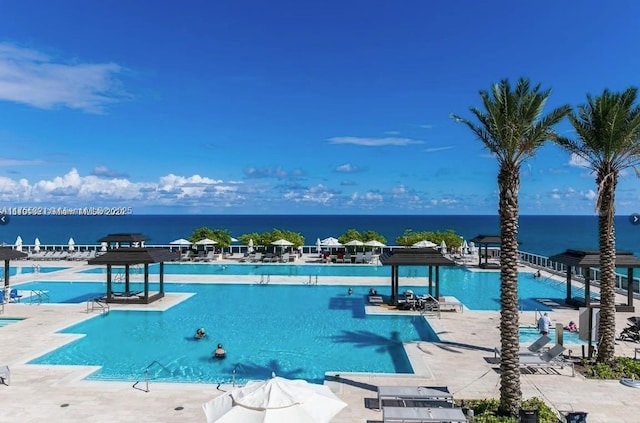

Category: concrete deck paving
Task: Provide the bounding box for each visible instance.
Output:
[1,257,640,422]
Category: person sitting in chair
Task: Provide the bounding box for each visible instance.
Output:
[564,321,578,332]
[194,328,206,339]
[213,343,226,359]
[369,287,378,295]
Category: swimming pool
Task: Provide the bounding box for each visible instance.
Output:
[9,266,68,275]
[519,327,586,345]
[27,284,436,384]
[16,269,570,311]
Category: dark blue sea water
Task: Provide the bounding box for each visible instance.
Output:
[1,214,639,257]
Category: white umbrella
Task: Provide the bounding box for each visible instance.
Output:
[170,238,192,246]
[320,237,342,247]
[230,237,239,243]
[196,238,218,246]
[364,240,386,248]
[100,241,108,252]
[343,240,364,247]
[411,240,437,248]
[271,239,294,246]
[202,375,347,423]
[461,239,469,255]
[68,237,75,252]
[469,241,476,254]
[33,237,40,253]
[247,238,254,253]
[439,240,447,254]
[315,238,321,254]
[14,235,23,252]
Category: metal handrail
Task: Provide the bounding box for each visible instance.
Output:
[86,297,109,314]
[29,290,50,305]
[133,360,172,392]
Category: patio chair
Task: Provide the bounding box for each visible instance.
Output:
[0,365,9,385]
[378,386,453,407]
[354,252,364,263]
[9,289,22,303]
[280,253,290,263]
[363,251,373,263]
[519,344,575,376]
[251,252,262,262]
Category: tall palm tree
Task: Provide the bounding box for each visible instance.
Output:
[556,87,640,364]
[452,78,570,417]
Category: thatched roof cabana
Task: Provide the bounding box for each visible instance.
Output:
[0,247,28,298]
[469,234,502,268]
[379,248,457,304]
[549,249,640,311]
[88,234,176,304]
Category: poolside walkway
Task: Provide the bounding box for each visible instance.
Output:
[1,258,640,422]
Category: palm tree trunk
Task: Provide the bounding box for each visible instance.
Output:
[596,170,617,364]
[497,162,521,417]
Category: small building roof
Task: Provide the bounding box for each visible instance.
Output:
[470,235,502,245]
[549,249,640,268]
[379,248,457,266]
[0,247,28,260]
[87,247,176,265]
[98,233,149,244]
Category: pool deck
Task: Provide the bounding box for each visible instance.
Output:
[2,258,640,422]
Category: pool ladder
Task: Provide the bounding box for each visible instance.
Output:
[86,296,109,314]
[29,290,50,305]
[258,274,270,284]
[306,275,318,285]
[133,360,172,392]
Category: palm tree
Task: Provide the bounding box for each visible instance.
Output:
[452,78,570,417]
[556,87,640,364]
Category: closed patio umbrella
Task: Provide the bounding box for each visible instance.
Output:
[68,237,75,252]
[33,237,40,253]
[14,236,23,252]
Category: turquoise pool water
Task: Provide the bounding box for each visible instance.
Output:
[28,284,436,384]
[16,269,570,311]
[519,327,586,344]
[9,266,68,275]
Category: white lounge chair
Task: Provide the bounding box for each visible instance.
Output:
[363,251,373,263]
[354,252,364,263]
[382,406,466,422]
[495,334,550,358]
[519,344,575,376]
[378,386,453,406]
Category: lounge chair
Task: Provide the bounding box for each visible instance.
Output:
[0,365,9,385]
[382,406,466,422]
[363,251,373,263]
[280,253,290,263]
[354,252,364,263]
[494,334,550,358]
[519,344,575,376]
[180,251,193,261]
[378,386,453,407]
[251,252,262,262]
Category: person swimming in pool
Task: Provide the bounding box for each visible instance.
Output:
[213,343,226,359]
[194,328,206,339]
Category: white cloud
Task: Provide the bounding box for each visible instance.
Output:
[584,189,596,200]
[327,136,424,146]
[335,163,361,173]
[0,42,129,113]
[0,157,45,166]
[568,153,591,168]
[423,146,453,153]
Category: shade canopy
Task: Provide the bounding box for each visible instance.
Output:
[320,237,342,247]
[271,239,294,246]
[202,376,347,423]
[170,238,192,246]
[195,238,218,245]
[343,240,364,246]
[364,240,386,248]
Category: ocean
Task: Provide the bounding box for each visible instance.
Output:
[0,214,638,257]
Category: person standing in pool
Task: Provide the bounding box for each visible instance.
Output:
[213,343,226,359]
[537,312,552,335]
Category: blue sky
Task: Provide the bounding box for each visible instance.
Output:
[0,1,639,215]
